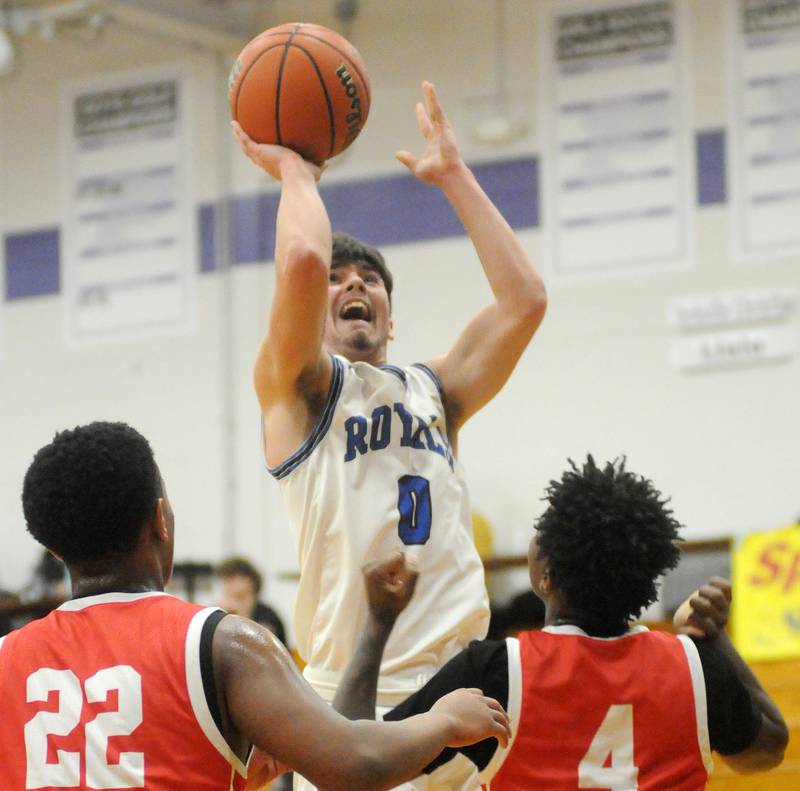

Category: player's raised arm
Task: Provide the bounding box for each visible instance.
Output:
[332,552,419,720]
[213,615,510,791]
[674,578,788,773]
[232,123,333,415]
[396,82,546,434]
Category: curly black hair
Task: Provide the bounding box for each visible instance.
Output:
[535,456,682,629]
[22,422,161,564]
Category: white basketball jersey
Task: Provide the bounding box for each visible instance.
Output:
[268,356,489,686]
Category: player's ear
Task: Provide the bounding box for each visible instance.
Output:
[539,569,552,596]
[388,317,395,341]
[153,498,170,544]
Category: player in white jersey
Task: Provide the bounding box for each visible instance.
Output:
[233,81,546,789]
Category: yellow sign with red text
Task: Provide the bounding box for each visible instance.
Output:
[732,525,800,661]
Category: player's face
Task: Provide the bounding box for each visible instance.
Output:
[528,532,549,600]
[323,261,393,364]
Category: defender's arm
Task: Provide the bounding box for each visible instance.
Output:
[214,615,510,791]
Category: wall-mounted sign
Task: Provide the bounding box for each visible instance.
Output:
[733,524,800,662]
[667,287,797,329]
[670,325,796,370]
[61,68,195,343]
[542,0,692,276]
[729,0,800,261]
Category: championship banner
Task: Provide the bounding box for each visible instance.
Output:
[61,68,195,344]
[728,0,800,262]
[732,524,800,662]
[540,0,692,276]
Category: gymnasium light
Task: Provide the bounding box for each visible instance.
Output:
[0,26,13,75]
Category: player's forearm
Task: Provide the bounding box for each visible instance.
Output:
[274,156,332,275]
[439,163,545,319]
[332,615,393,720]
[335,714,455,791]
[715,632,788,771]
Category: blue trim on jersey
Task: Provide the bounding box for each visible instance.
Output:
[411,362,445,403]
[378,364,407,386]
[268,356,345,480]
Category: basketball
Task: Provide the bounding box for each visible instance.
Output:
[229,22,371,165]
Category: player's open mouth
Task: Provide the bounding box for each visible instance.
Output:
[339,298,371,321]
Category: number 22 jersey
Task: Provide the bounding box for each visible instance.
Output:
[0,591,248,790]
[268,357,489,693]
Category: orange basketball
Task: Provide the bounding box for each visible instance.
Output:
[229,22,371,165]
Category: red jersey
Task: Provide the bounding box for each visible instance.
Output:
[0,591,249,790]
[484,625,712,791]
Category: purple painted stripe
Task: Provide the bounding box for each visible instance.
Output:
[697,129,726,205]
[4,228,60,300]
[197,156,540,271]
[5,135,726,298]
[199,203,216,273]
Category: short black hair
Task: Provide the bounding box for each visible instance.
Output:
[22,422,161,564]
[535,456,682,628]
[218,556,262,595]
[332,232,393,306]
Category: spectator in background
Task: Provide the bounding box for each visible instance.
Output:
[218,556,287,646]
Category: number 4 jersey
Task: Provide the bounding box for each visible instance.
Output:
[485,627,714,791]
[0,592,249,791]
[267,357,489,697]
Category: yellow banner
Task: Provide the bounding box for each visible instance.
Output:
[732,525,800,662]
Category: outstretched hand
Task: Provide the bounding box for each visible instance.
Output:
[363,552,419,627]
[673,576,732,639]
[231,122,324,182]
[431,688,511,749]
[395,81,465,186]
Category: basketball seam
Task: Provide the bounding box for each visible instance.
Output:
[289,42,337,160]
[291,32,371,107]
[275,24,303,147]
[233,42,286,124]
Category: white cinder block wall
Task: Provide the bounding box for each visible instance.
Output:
[1,1,797,634]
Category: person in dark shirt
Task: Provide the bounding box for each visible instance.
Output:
[217,556,287,647]
[334,456,788,789]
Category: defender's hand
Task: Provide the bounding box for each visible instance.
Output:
[673,577,732,639]
[232,122,324,182]
[431,688,511,749]
[363,552,419,627]
[395,81,465,186]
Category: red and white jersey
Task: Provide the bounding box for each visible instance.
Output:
[482,625,713,791]
[0,591,249,791]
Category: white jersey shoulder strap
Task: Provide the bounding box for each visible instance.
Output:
[477,637,522,785]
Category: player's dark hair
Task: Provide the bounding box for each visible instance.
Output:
[534,456,682,630]
[332,232,393,306]
[22,422,161,564]
[218,556,263,595]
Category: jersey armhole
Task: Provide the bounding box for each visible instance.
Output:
[677,634,714,774]
[411,362,445,403]
[186,608,250,778]
[476,636,522,785]
[264,354,345,480]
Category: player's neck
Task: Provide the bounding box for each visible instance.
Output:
[330,344,387,366]
[68,560,166,600]
[545,603,629,637]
